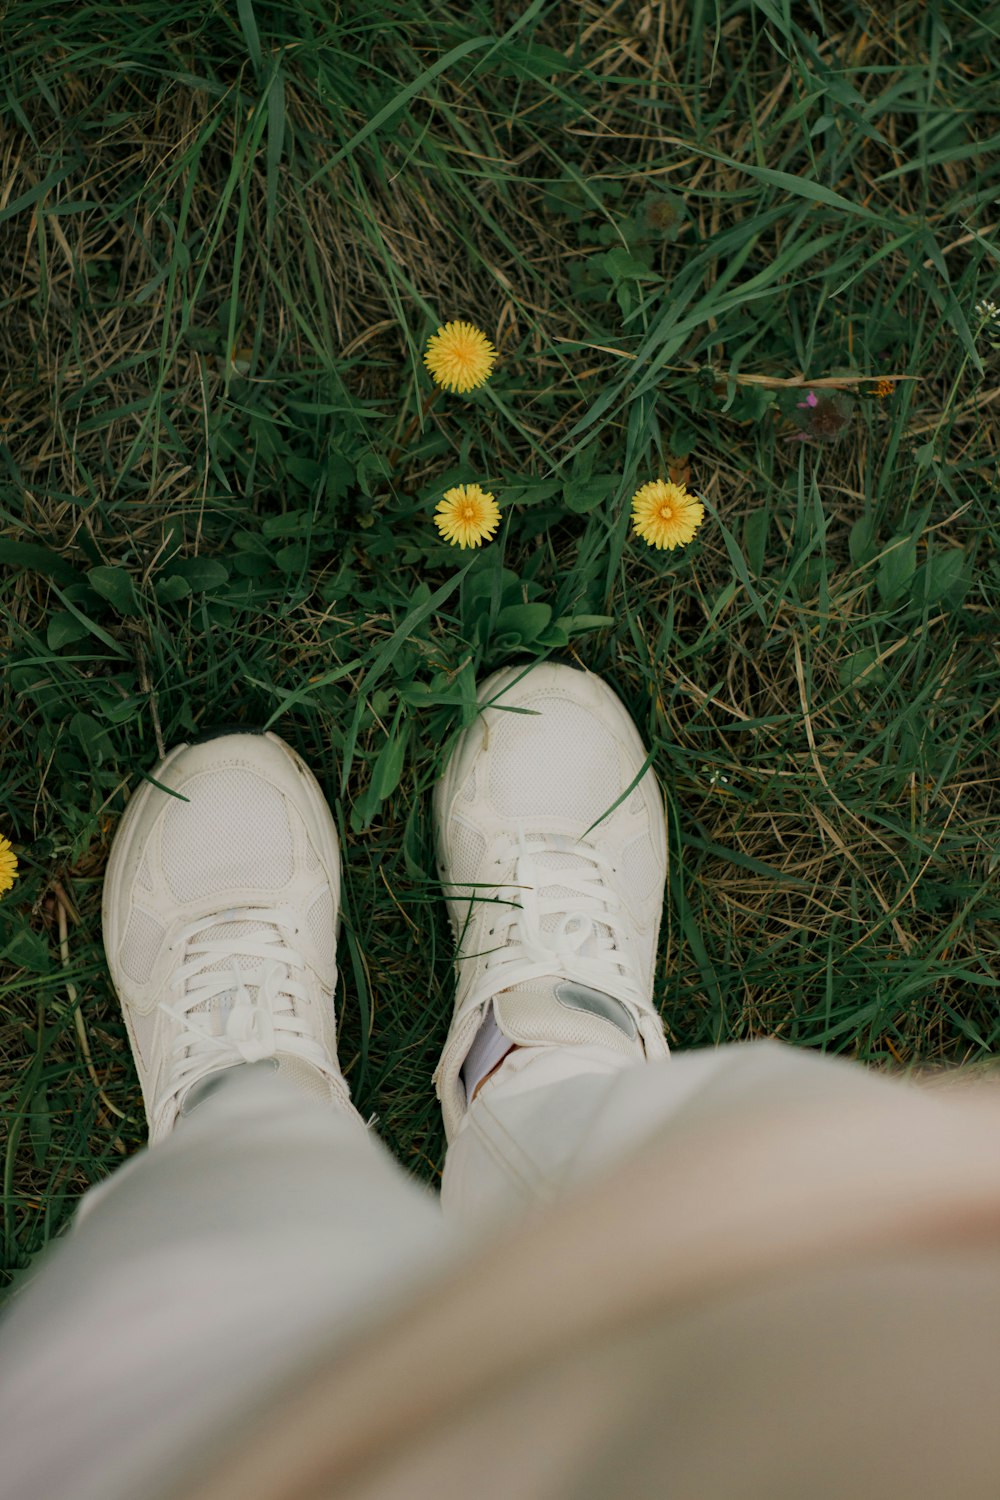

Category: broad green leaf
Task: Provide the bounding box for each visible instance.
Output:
[47,611,90,649]
[47,582,130,657]
[71,711,113,763]
[285,458,324,490]
[564,474,617,514]
[262,510,308,538]
[499,480,561,506]
[0,540,83,586]
[849,514,877,566]
[3,927,52,973]
[494,602,552,642]
[275,544,309,574]
[87,565,140,616]
[372,717,409,803]
[232,554,272,579]
[602,247,655,283]
[743,509,770,576]
[911,547,968,606]
[876,534,917,606]
[327,451,355,501]
[164,557,229,591]
[103,694,146,725]
[155,574,191,603]
[838,646,884,689]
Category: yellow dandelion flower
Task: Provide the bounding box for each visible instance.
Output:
[424,321,496,394]
[434,483,501,549]
[0,834,18,897]
[630,479,705,551]
[872,377,895,399]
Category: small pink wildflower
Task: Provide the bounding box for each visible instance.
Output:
[785,387,855,444]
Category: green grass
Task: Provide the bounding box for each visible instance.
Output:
[3,0,1000,1288]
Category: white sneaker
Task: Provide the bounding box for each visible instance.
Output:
[433,662,670,1138]
[103,731,354,1143]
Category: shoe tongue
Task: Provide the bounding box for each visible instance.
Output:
[521,837,612,960]
[169,918,346,1125]
[492,976,645,1059]
[186,918,279,1026]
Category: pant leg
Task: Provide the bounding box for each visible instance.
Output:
[0,1066,452,1500]
[440,1038,895,1224]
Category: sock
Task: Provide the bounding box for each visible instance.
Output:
[460,1003,516,1104]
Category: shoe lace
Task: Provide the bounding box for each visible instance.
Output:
[157,905,330,1113]
[462,828,645,1014]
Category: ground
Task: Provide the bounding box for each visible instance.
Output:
[2,0,999,1286]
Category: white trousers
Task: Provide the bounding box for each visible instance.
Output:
[2,1041,998,1500]
[0,1041,698,1500]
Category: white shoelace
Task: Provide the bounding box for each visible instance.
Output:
[157,905,330,1115]
[460,829,646,1015]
